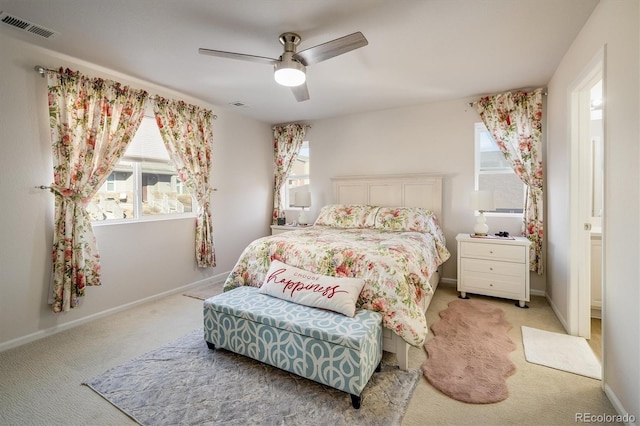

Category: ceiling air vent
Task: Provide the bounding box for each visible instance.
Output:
[229,101,249,108]
[0,11,57,39]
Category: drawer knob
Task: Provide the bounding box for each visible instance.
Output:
[489,250,494,254]
[489,267,493,271]
[489,283,494,287]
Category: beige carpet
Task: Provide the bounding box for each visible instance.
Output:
[0,284,620,426]
[402,286,618,426]
[183,281,224,300]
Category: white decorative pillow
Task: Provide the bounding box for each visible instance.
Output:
[258,260,365,317]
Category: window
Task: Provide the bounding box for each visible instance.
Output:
[475,123,524,215]
[88,115,195,222]
[283,140,310,208]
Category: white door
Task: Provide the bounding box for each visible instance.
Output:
[568,49,604,341]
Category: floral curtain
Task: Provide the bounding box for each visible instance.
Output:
[153,97,216,267]
[272,124,310,224]
[475,88,544,274]
[47,68,149,312]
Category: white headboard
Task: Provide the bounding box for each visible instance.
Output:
[332,173,443,220]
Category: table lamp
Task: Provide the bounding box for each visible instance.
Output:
[294,191,311,225]
[470,190,495,236]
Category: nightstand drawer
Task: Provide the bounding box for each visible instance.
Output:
[460,241,526,263]
[462,272,524,296]
[461,258,524,277]
[270,225,300,235]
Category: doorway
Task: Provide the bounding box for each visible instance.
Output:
[568,48,604,354]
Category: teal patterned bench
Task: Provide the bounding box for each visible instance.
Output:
[203,286,383,409]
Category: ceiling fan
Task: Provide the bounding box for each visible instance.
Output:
[198,31,368,102]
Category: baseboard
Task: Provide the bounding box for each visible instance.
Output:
[546,293,570,334]
[439,277,457,287]
[0,271,230,353]
[180,272,229,292]
[603,383,638,426]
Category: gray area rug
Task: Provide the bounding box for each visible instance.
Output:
[84,329,420,426]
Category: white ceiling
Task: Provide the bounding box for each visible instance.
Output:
[0,0,599,124]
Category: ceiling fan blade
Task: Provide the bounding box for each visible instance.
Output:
[198,48,278,65]
[294,32,368,66]
[291,83,310,102]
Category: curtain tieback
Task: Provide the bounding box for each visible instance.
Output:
[50,185,89,203]
[200,188,214,204]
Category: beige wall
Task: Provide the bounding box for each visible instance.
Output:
[0,36,273,349]
[546,0,639,420]
[305,98,546,291]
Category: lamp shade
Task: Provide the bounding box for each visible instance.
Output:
[274,53,306,87]
[294,191,311,208]
[469,190,495,212]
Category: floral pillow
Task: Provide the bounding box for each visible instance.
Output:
[313,204,378,229]
[259,260,365,317]
[426,214,447,246]
[373,207,437,233]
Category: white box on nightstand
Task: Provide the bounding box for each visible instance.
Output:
[456,233,531,308]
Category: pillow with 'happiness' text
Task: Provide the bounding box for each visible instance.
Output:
[258,260,365,317]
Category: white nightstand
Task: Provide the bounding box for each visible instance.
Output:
[456,233,531,308]
[270,225,300,235]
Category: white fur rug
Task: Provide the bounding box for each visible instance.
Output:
[521,326,601,380]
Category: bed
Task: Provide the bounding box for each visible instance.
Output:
[223,173,449,370]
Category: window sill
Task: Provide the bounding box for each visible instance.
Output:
[482,212,524,219]
[91,213,197,227]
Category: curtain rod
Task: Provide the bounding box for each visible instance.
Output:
[34,65,56,76]
[34,65,217,119]
[468,90,548,107]
[35,184,217,192]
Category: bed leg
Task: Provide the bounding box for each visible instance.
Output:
[350,394,361,409]
[396,340,409,371]
[375,361,382,373]
[206,341,215,350]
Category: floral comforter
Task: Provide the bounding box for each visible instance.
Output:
[223,226,450,346]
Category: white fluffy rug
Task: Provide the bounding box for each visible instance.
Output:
[521,326,601,380]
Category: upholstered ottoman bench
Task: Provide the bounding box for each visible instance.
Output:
[203,286,383,408]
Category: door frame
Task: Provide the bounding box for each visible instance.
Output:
[568,46,605,341]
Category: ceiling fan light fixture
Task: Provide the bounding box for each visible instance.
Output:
[200,30,367,101]
[274,55,306,87]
